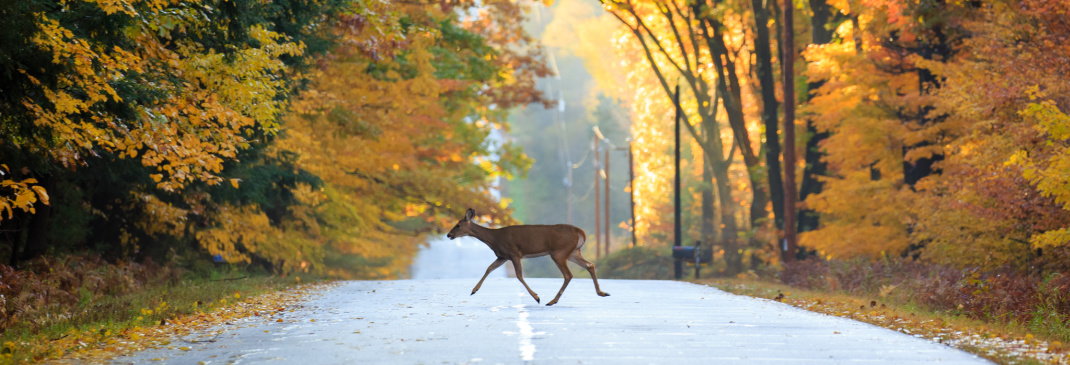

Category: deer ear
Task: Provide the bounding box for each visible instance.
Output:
[465,208,475,221]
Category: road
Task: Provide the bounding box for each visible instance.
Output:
[112,277,989,364]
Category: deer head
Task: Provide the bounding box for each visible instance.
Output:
[446,208,476,240]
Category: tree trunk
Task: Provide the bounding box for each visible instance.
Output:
[751,0,784,233]
[701,121,716,249]
[702,12,769,259]
[713,156,741,274]
[798,0,837,233]
[781,0,798,263]
[21,175,54,261]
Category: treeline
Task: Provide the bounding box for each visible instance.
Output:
[0,0,549,277]
[585,0,1070,274]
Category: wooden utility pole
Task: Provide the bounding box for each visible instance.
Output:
[628,141,636,247]
[567,165,573,225]
[603,144,610,257]
[594,135,601,260]
[781,0,798,262]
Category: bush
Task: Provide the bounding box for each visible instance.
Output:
[595,246,674,280]
[0,255,181,334]
[779,258,1070,337]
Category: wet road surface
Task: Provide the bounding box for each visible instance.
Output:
[112,278,989,364]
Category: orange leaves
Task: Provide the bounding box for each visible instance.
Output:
[797,0,1070,269]
[799,0,941,260]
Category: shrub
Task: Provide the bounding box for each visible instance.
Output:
[779,258,1070,332]
[0,255,181,334]
[595,246,674,280]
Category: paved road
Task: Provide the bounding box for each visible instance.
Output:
[113,278,989,364]
[410,237,508,280]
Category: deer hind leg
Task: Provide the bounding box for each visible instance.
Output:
[510,259,540,304]
[568,251,610,297]
[472,258,507,295]
[545,253,573,306]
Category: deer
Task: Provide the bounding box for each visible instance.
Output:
[446,208,610,306]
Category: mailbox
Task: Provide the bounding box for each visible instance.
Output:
[672,242,713,263]
[672,246,696,260]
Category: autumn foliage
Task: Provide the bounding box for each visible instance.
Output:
[800,0,1070,271]
[0,0,547,277]
[554,0,1070,277]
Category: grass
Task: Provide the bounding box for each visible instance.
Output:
[0,259,318,364]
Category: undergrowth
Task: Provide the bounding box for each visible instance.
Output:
[0,254,307,363]
[777,258,1070,343]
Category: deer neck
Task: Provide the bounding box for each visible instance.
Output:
[468,223,499,248]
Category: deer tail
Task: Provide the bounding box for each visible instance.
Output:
[576,227,587,250]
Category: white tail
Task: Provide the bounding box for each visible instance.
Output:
[446,208,610,306]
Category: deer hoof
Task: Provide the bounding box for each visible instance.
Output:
[470,290,477,295]
[545,300,558,306]
[534,296,540,304]
[598,292,610,297]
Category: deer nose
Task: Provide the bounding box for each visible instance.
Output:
[447,234,454,240]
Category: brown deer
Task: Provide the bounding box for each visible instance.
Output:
[446,208,610,306]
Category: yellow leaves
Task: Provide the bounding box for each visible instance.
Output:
[879,285,898,298]
[86,0,138,16]
[1030,228,1070,250]
[4,2,304,214]
[0,170,48,219]
[140,195,187,236]
[195,203,322,273]
[1007,91,1070,249]
[290,183,326,207]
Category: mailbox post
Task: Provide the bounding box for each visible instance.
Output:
[672,241,713,279]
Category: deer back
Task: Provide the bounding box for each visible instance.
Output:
[492,224,585,258]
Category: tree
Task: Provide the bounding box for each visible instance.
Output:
[0,0,549,277]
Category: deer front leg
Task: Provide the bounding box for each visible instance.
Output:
[510,259,540,304]
[472,258,508,295]
[545,254,573,306]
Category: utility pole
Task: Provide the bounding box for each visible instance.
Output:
[626,141,636,247]
[673,85,683,280]
[594,135,601,260]
[557,92,572,225]
[567,165,573,225]
[782,0,798,263]
[603,143,610,257]
[594,126,611,258]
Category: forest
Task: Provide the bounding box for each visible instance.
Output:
[1,0,1070,350]
[500,0,1070,340]
[0,0,550,279]
[510,0,1070,276]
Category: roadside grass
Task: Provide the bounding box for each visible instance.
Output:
[0,256,319,364]
[705,276,1066,365]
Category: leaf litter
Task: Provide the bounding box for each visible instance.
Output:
[32,281,336,364]
[714,281,1069,364]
